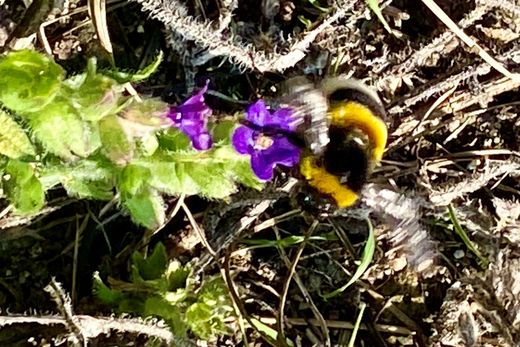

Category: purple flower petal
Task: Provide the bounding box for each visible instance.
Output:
[192,131,212,150]
[270,108,297,131]
[167,81,213,151]
[232,126,254,155]
[246,100,271,126]
[249,136,300,181]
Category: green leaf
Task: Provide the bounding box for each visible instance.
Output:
[211,145,263,190]
[139,134,159,156]
[104,51,164,83]
[99,114,134,165]
[28,99,100,159]
[157,129,191,151]
[366,0,395,36]
[0,109,35,158]
[448,204,489,268]
[144,295,189,337]
[123,188,165,229]
[4,159,44,214]
[250,318,295,347]
[164,259,190,291]
[64,69,121,122]
[0,50,64,113]
[119,164,151,196]
[198,276,231,308]
[118,98,170,138]
[131,243,168,281]
[348,302,366,347]
[185,302,213,339]
[185,161,236,199]
[92,271,122,304]
[210,120,236,144]
[321,218,375,299]
[40,159,114,190]
[231,158,263,190]
[139,160,197,196]
[62,178,113,200]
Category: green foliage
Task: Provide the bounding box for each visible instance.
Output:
[27,98,101,160]
[0,109,35,159]
[366,0,396,36]
[0,50,262,227]
[99,114,135,164]
[0,50,64,113]
[447,204,489,268]
[94,243,234,340]
[103,51,164,83]
[3,159,44,214]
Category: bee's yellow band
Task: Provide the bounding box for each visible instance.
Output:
[330,102,387,163]
[300,156,359,208]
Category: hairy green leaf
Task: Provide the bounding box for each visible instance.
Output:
[64,70,121,122]
[0,50,64,113]
[62,178,114,200]
[138,134,159,156]
[104,51,164,83]
[0,110,35,158]
[137,160,196,196]
[157,129,191,151]
[28,99,100,160]
[210,120,235,144]
[119,164,151,196]
[185,161,236,198]
[230,157,263,190]
[118,98,170,138]
[123,188,165,229]
[144,296,189,337]
[99,115,134,165]
[4,159,44,214]
[40,159,114,190]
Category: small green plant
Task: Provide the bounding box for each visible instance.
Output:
[0,50,262,228]
[93,243,234,340]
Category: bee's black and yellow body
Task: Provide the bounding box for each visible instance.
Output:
[295,77,388,209]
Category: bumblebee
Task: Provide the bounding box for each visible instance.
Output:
[278,76,388,211]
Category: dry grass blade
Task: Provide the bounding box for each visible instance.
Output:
[421,0,520,83]
[88,0,115,65]
[274,223,331,346]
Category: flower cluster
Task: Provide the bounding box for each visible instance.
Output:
[169,83,300,181]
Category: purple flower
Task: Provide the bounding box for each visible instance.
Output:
[232,100,300,181]
[167,82,213,150]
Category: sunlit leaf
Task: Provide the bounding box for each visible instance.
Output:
[105,51,164,83]
[123,188,165,229]
[3,159,44,214]
[0,110,35,158]
[99,114,134,165]
[0,50,64,113]
[28,98,100,160]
